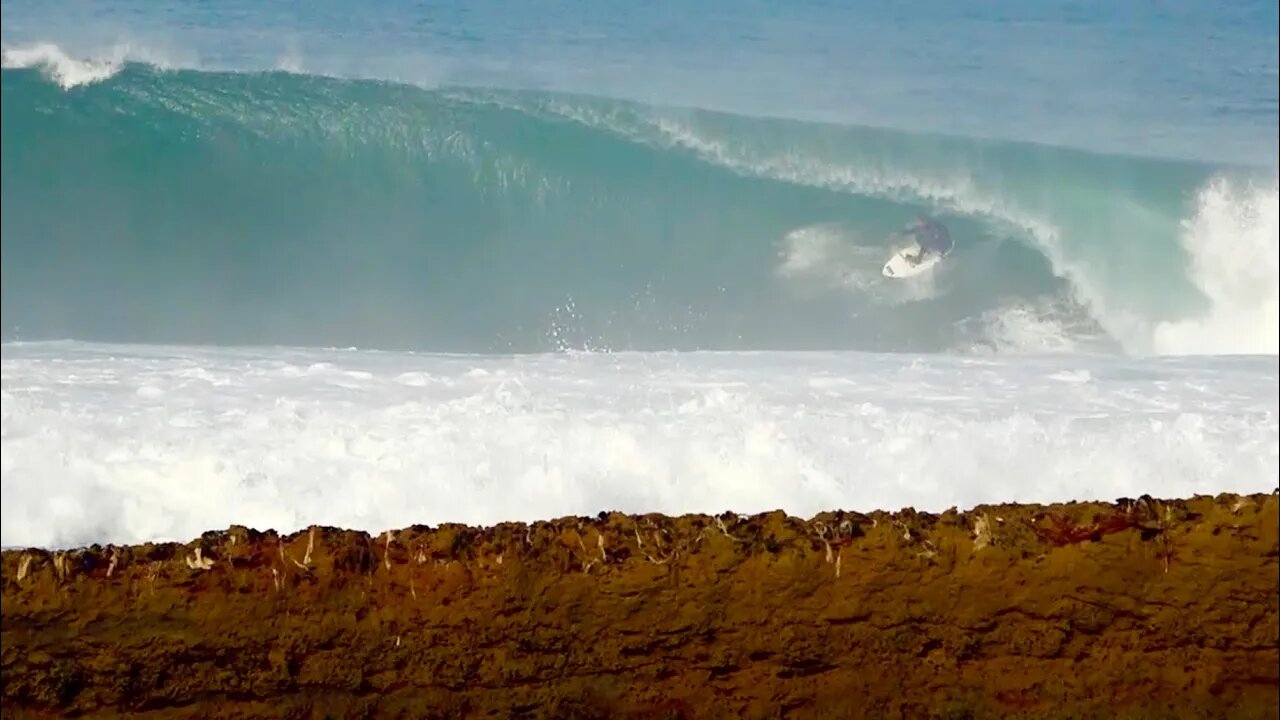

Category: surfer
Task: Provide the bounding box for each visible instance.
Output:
[901,215,952,266]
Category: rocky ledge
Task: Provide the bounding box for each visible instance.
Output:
[2,493,1277,719]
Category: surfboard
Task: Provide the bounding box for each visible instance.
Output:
[882,243,946,279]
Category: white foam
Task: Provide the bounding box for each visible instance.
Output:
[776,224,878,291]
[1154,175,1280,355]
[776,224,849,280]
[775,223,943,303]
[1,43,120,88]
[2,342,1275,549]
[965,299,1109,355]
[0,41,187,89]
[3,43,120,88]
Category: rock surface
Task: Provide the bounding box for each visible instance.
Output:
[2,493,1277,719]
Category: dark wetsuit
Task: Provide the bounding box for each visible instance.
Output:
[906,218,952,262]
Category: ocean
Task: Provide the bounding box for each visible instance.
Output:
[2,0,1276,548]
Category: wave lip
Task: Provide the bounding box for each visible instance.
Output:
[0,41,190,89]
[0,42,126,88]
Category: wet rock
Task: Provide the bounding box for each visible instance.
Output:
[2,493,1277,718]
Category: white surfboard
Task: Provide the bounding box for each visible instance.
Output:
[882,243,946,279]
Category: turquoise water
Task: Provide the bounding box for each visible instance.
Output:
[2,1,1276,354]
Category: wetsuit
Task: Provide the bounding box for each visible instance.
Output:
[906,218,952,263]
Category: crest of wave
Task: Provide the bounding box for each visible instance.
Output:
[525,98,1016,220]
[0,42,180,89]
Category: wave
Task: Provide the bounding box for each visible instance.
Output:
[0,42,175,89]
[2,47,1276,355]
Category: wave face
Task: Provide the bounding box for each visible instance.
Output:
[2,60,1277,354]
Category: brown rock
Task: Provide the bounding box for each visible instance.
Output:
[2,493,1278,719]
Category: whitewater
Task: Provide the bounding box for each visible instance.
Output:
[2,1,1277,548]
[2,342,1275,549]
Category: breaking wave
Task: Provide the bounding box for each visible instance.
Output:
[3,48,1276,355]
